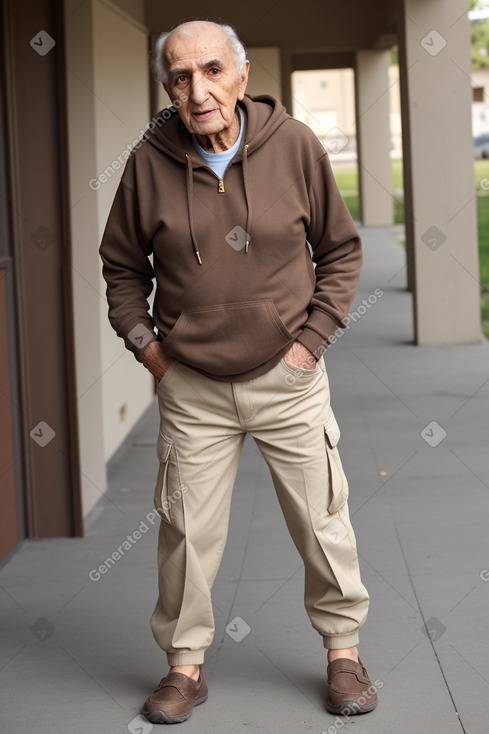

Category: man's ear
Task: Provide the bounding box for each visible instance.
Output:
[237,61,250,101]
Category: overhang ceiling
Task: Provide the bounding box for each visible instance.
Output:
[144,0,399,53]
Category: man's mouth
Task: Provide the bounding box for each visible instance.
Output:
[192,110,216,121]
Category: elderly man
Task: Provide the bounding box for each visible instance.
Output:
[100,19,378,725]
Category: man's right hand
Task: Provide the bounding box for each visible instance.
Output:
[142,340,173,383]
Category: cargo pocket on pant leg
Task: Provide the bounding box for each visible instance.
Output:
[154,433,180,524]
[323,411,349,515]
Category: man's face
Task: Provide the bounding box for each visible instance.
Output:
[163,23,249,139]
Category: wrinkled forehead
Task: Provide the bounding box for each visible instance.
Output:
[165,26,233,70]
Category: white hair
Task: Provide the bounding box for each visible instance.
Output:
[152,21,248,84]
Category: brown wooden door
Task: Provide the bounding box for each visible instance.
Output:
[0,0,82,557]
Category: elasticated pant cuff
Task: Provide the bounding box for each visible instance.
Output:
[166,650,206,666]
[323,630,360,650]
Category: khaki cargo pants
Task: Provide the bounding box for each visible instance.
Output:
[150,357,369,665]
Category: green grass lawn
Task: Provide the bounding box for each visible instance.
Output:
[333,159,489,338]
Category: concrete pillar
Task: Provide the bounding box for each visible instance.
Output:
[355,50,394,226]
[397,18,416,294]
[281,52,294,114]
[400,0,481,345]
[246,47,282,100]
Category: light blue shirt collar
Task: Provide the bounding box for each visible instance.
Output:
[192,106,246,179]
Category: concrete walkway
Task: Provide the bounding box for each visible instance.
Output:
[2,225,489,733]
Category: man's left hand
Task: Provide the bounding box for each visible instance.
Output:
[284,342,316,370]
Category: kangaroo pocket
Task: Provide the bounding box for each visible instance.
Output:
[161,299,294,377]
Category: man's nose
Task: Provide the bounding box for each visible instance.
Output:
[189,75,209,105]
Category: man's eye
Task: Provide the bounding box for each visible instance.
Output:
[209,68,220,75]
[176,75,187,84]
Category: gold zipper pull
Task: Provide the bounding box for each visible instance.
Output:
[218,178,225,194]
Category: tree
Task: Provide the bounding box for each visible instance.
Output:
[470,0,489,10]
[471,18,489,68]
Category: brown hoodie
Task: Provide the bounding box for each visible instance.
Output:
[99,94,362,382]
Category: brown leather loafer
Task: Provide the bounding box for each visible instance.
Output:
[142,670,208,724]
[326,658,378,715]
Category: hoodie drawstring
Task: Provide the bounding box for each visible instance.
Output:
[185,154,202,265]
[242,144,252,253]
[185,146,252,264]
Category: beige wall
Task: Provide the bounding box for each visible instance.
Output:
[292,68,356,138]
[65,0,155,518]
